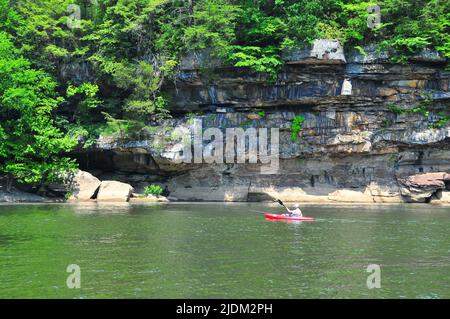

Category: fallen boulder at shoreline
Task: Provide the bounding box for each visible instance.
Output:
[67,170,102,202]
[398,172,450,203]
[96,181,134,202]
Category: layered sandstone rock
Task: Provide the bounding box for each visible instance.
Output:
[398,172,450,202]
[73,41,449,203]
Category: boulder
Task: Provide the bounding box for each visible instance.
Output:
[96,181,134,202]
[67,170,102,202]
[398,172,448,202]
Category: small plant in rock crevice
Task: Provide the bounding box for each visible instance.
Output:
[387,93,449,129]
[291,115,305,142]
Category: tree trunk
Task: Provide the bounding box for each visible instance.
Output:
[6,175,13,193]
[188,0,194,25]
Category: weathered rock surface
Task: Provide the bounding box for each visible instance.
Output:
[96,181,134,202]
[364,182,403,203]
[283,39,346,64]
[67,170,102,202]
[169,185,250,202]
[430,190,450,205]
[0,190,47,203]
[398,172,449,202]
[130,195,169,203]
[73,41,449,203]
[328,189,374,203]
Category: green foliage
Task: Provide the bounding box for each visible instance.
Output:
[388,103,406,114]
[239,119,253,129]
[291,115,305,142]
[186,112,202,125]
[183,0,240,57]
[382,118,394,128]
[229,45,282,79]
[0,32,77,185]
[64,191,73,201]
[388,93,449,129]
[257,111,266,117]
[100,112,146,139]
[431,112,450,129]
[144,184,163,197]
[354,45,367,57]
[66,82,101,122]
[372,0,449,63]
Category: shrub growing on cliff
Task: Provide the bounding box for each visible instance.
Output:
[144,185,163,197]
[291,115,305,142]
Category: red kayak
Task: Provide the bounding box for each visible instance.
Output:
[265,213,315,222]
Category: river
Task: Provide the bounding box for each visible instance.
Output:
[0,203,448,298]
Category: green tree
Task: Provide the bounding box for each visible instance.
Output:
[0,32,77,191]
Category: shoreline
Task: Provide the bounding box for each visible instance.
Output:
[1,200,449,207]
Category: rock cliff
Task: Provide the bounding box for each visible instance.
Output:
[73,41,450,203]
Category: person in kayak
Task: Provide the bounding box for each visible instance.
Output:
[284,204,303,217]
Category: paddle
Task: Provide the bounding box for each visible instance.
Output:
[276,199,291,213]
[248,209,268,215]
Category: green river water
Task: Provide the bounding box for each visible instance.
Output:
[0,203,448,298]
